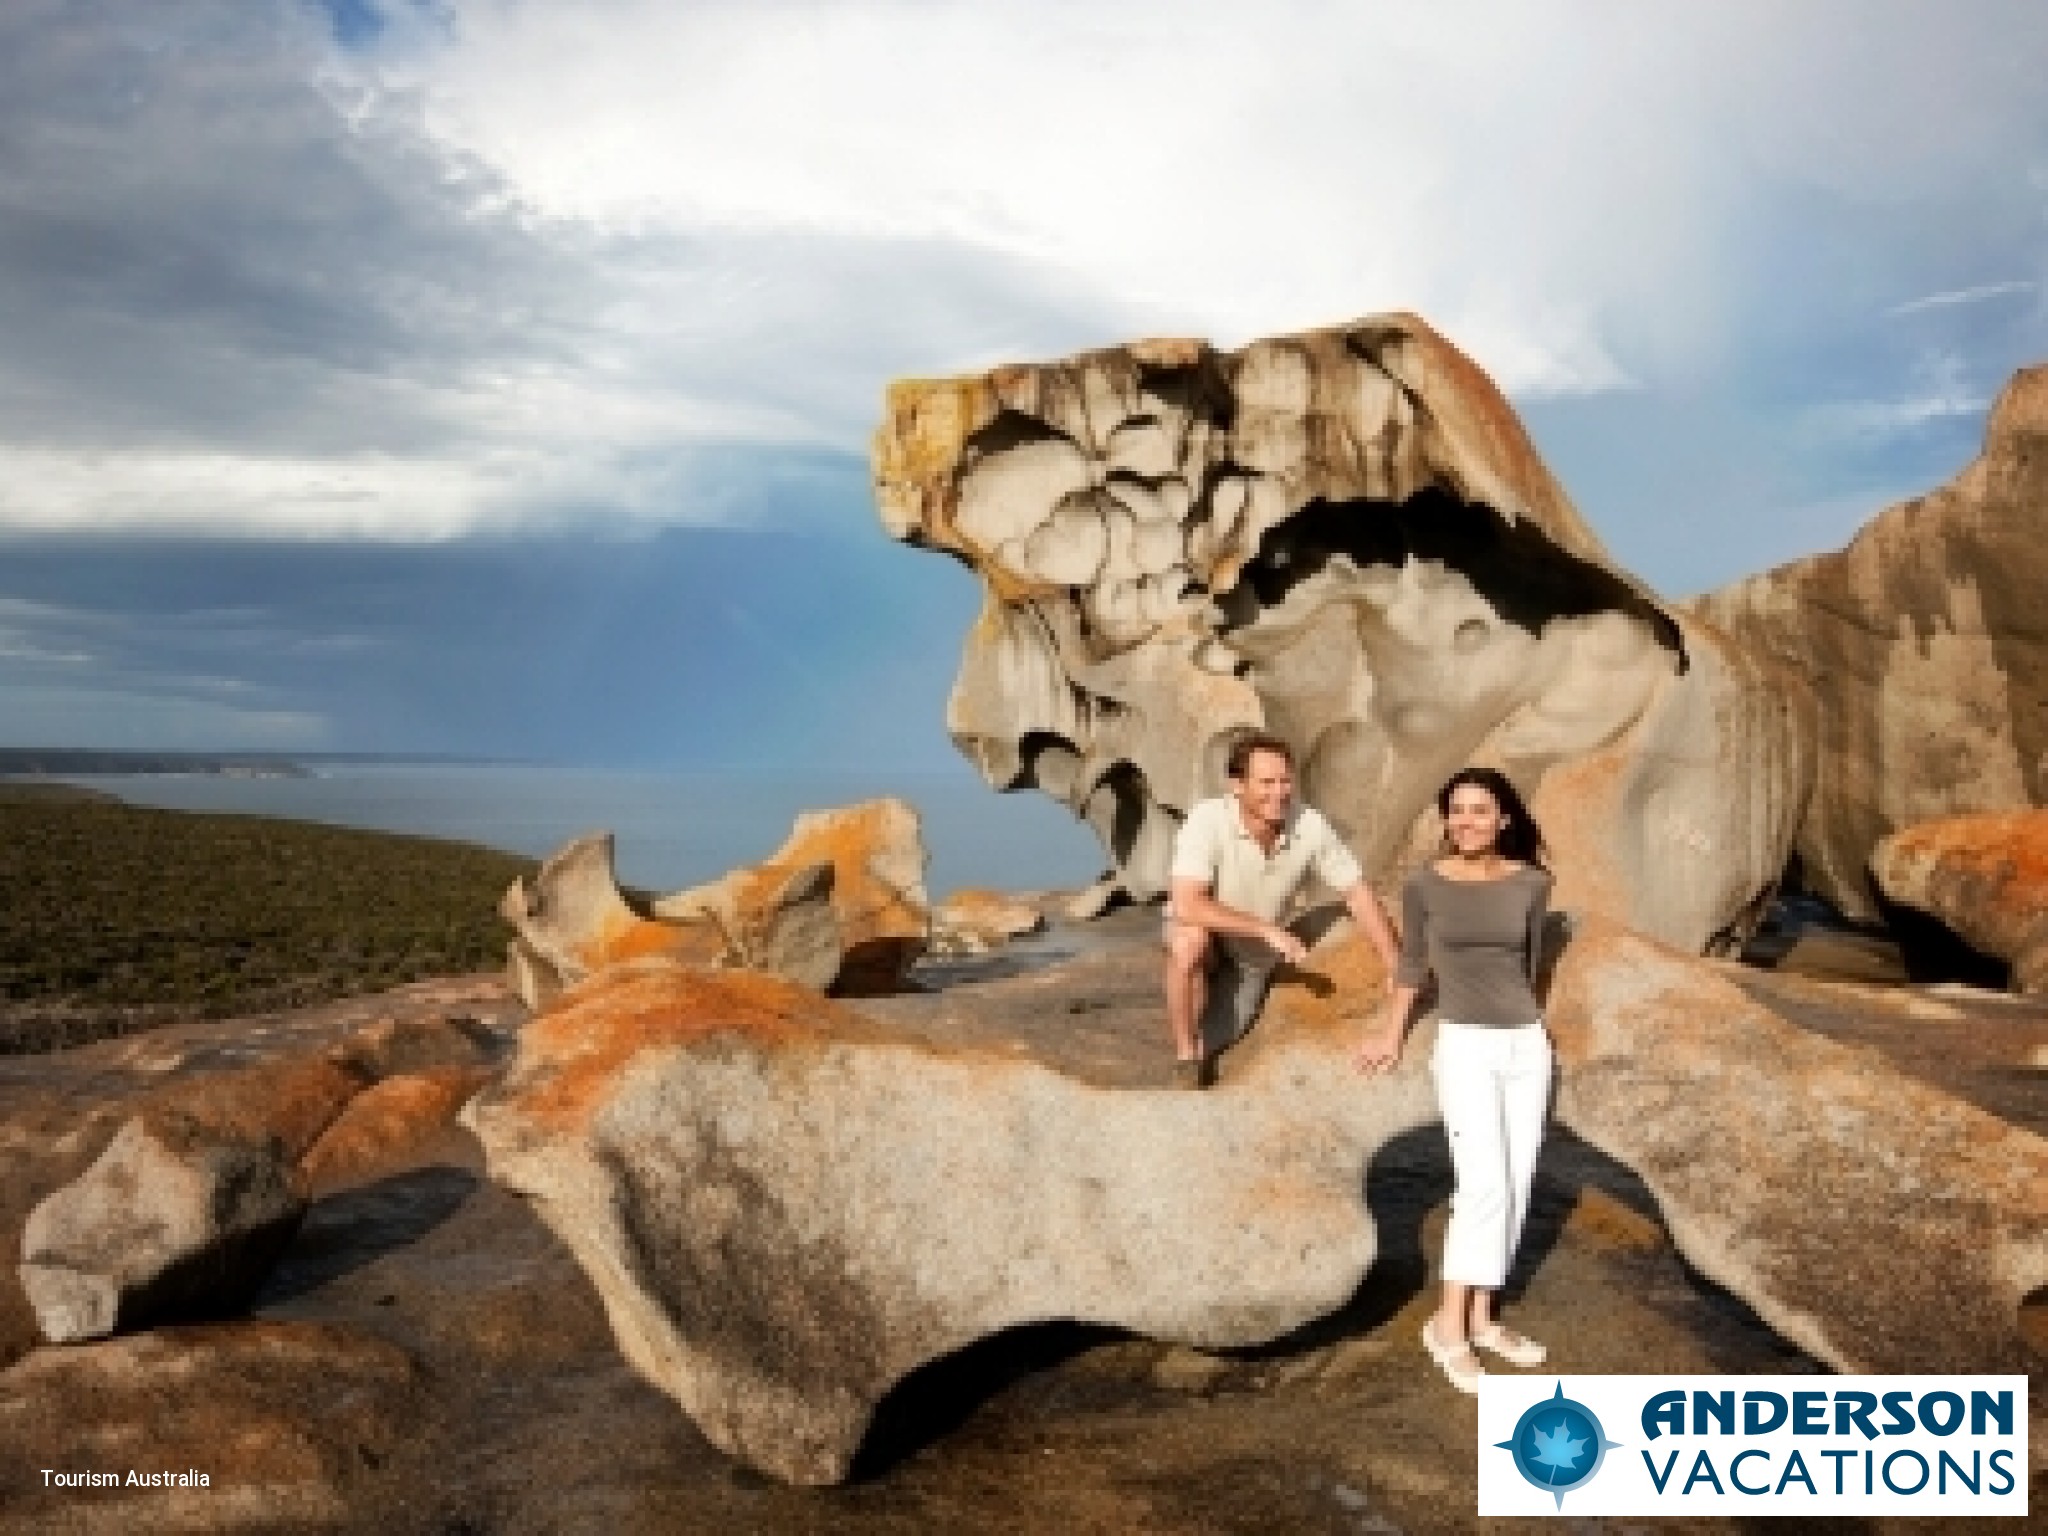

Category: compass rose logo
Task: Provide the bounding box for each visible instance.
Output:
[1494,1382,1623,1509]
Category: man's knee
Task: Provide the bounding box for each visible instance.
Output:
[1164,921,1212,975]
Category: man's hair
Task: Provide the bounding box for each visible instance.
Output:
[1225,730,1295,780]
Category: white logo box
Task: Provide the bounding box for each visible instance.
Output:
[1478,1374,2030,1518]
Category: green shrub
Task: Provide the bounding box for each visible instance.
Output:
[0,798,534,1053]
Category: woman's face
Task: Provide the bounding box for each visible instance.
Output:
[1444,781,1508,857]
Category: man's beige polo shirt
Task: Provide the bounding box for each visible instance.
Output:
[1166,796,1364,964]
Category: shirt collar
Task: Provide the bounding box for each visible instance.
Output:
[1231,800,1296,849]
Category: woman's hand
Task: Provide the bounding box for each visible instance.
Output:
[1351,1015,1403,1076]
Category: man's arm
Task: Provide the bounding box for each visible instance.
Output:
[1168,878,1309,964]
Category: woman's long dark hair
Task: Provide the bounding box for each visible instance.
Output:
[1437,767,1548,869]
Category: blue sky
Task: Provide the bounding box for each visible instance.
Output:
[1,0,2045,767]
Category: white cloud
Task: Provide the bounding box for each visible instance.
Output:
[0,0,2043,540]
[1806,351,1991,442]
[376,0,1727,388]
[1888,280,2037,317]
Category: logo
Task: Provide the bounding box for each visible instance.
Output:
[1495,1382,1623,1509]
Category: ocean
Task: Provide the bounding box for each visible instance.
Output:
[52,761,1107,901]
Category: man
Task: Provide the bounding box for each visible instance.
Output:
[1164,731,1399,1088]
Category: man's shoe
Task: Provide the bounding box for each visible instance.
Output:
[1172,1057,1207,1091]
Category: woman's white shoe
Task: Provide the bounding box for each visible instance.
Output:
[1471,1322,1547,1367]
[1421,1318,1485,1394]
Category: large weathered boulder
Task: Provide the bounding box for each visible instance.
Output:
[1871,810,2048,991]
[1548,920,2048,1376]
[1694,365,2048,920]
[466,949,1436,1485]
[656,798,929,995]
[876,313,1813,952]
[19,1113,307,1343]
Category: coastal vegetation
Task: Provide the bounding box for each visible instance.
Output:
[0,786,532,1053]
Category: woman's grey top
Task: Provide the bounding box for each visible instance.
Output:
[1394,863,1552,1026]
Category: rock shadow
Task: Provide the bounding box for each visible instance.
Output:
[849,1320,1124,1481]
[1873,891,2010,989]
[257,1166,478,1305]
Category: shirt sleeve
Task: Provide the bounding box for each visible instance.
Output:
[1307,812,1365,892]
[1395,874,1431,987]
[1167,803,1217,886]
[1525,870,1554,983]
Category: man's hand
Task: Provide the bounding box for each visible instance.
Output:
[1351,1017,1403,1076]
[1264,925,1310,966]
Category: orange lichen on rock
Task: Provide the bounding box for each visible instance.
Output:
[747,800,928,995]
[143,1054,370,1164]
[1227,924,1394,1085]
[297,1066,495,1195]
[490,961,883,1131]
[1873,809,2048,990]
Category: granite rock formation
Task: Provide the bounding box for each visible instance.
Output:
[1871,810,2048,992]
[1549,921,2048,1376]
[876,313,1813,952]
[657,798,930,995]
[466,950,1438,1485]
[504,802,930,1008]
[1695,365,2048,920]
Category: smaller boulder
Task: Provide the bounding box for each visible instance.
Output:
[500,834,728,1008]
[656,860,843,991]
[19,1113,304,1343]
[930,888,1046,955]
[656,798,930,995]
[1871,811,2048,992]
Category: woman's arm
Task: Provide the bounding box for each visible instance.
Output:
[1526,871,1553,986]
[1354,877,1428,1074]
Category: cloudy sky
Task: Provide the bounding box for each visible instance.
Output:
[2,0,2045,764]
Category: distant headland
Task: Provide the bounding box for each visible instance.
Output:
[0,748,513,779]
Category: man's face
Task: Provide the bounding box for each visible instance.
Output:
[1230,749,1295,826]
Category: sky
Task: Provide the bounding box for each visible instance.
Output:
[2,0,2046,767]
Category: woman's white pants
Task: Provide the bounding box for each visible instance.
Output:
[1431,1019,1553,1290]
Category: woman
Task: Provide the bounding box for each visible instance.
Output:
[1353,766,1553,1394]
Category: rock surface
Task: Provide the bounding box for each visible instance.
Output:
[0,979,516,1366]
[1871,809,2048,991]
[0,1321,422,1532]
[1549,920,2048,1376]
[1694,365,2048,920]
[3,935,2045,1523]
[877,312,1813,951]
[659,798,930,995]
[467,948,1438,1485]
